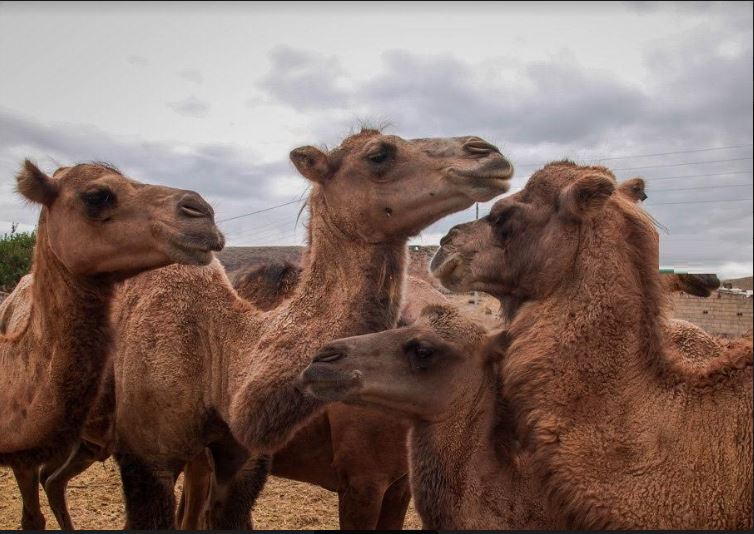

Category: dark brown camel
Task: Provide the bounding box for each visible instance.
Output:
[0,161,223,530]
[429,160,752,529]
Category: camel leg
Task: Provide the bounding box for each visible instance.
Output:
[116,451,178,529]
[206,438,269,529]
[375,474,411,530]
[337,479,387,530]
[177,449,213,530]
[42,442,100,530]
[11,465,45,530]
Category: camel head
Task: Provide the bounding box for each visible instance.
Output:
[289,129,514,243]
[15,160,225,276]
[430,171,649,294]
[618,177,647,202]
[430,161,659,311]
[300,304,488,420]
[664,273,721,297]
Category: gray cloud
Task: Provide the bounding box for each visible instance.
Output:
[178,69,204,84]
[0,110,309,240]
[258,46,350,111]
[168,96,211,118]
[127,55,149,67]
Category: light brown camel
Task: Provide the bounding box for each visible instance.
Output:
[300,304,562,529]
[0,160,224,530]
[429,160,753,529]
[111,130,513,529]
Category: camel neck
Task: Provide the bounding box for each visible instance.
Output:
[31,218,113,403]
[409,369,500,529]
[499,219,672,528]
[290,194,406,335]
[0,214,113,458]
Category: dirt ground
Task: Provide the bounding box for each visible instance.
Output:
[0,461,423,530]
[0,295,499,530]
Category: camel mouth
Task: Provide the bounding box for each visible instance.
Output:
[429,249,460,283]
[300,364,362,402]
[448,168,513,202]
[165,230,225,266]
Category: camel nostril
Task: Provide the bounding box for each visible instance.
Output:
[463,139,501,156]
[178,194,212,218]
[313,347,347,363]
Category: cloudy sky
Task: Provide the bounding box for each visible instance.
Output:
[0,1,751,278]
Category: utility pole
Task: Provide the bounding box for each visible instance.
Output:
[474,202,479,306]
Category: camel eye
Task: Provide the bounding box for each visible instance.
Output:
[406,340,436,370]
[489,206,518,236]
[366,143,395,165]
[80,188,116,217]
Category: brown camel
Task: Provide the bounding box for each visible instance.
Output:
[0,160,223,530]
[111,130,513,529]
[429,160,753,529]
[300,304,561,529]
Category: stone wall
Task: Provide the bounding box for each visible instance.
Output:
[671,290,753,338]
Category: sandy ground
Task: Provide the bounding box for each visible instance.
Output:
[0,460,423,530]
[0,295,498,530]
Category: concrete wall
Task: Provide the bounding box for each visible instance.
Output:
[671,290,753,338]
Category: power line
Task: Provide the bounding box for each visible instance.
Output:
[646,198,752,206]
[650,183,752,192]
[217,198,304,223]
[611,157,753,171]
[481,197,753,213]
[644,170,752,181]
[515,143,753,168]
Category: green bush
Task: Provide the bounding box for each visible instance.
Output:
[0,223,36,292]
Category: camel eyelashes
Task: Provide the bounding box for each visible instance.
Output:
[80,188,116,216]
[366,143,395,164]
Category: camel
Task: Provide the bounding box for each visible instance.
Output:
[428,160,752,529]
[0,160,224,530]
[111,130,514,529]
[300,304,562,529]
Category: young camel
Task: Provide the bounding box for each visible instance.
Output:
[0,161,223,530]
[300,304,562,529]
[112,130,514,529]
[429,160,752,529]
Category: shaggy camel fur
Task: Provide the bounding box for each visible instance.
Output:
[0,161,223,530]
[112,131,513,529]
[430,160,753,529]
[301,304,562,529]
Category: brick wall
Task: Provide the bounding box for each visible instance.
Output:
[671,290,753,338]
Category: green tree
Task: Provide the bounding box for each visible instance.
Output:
[0,223,36,292]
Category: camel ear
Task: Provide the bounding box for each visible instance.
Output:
[559,174,615,221]
[16,159,58,206]
[290,146,331,184]
[617,177,647,203]
[484,327,511,363]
